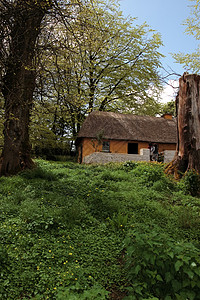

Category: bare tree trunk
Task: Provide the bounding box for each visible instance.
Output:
[0,1,48,176]
[166,73,200,177]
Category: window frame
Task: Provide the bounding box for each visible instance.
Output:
[102,141,110,152]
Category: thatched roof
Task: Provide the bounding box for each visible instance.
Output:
[77,111,177,144]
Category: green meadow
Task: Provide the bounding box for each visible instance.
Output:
[0,160,200,300]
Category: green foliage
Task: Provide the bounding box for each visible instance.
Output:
[34,0,163,145]
[30,102,72,159]
[57,284,109,299]
[0,160,200,299]
[0,246,8,268]
[160,100,176,117]
[176,206,200,230]
[179,169,200,196]
[130,163,165,187]
[86,186,121,220]
[173,0,200,72]
[107,212,128,231]
[20,166,58,181]
[122,161,138,171]
[124,226,200,300]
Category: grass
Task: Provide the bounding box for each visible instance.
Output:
[0,160,200,299]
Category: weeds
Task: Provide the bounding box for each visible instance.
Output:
[124,225,200,299]
[0,160,200,299]
[107,212,128,231]
[179,169,200,196]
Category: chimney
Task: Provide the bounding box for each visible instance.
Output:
[162,113,173,120]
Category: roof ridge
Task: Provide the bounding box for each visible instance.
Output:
[91,110,175,121]
[77,111,177,143]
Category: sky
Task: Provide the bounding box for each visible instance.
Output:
[119,0,199,102]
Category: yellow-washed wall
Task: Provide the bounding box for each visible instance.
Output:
[78,137,176,162]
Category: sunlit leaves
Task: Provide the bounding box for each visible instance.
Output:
[173,0,200,73]
[35,0,163,142]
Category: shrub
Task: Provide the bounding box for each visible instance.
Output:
[179,169,200,196]
[124,226,200,300]
[122,161,138,172]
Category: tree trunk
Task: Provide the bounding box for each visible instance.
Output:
[0,1,47,176]
[166,73,200,177]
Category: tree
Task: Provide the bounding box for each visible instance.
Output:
[172,0,200,73]
[0,0,54,175]
[161,99,176,117]
[165,73,200,177]
[0,0,164,175]
[35,0,163,142]
[0,0,78,173]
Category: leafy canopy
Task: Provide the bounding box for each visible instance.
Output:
[172,0,200,73]
[32,0,164,144]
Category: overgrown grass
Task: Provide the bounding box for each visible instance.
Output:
[0,160,200,299]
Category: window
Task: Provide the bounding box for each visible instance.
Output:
[128,143,138,154]
[102,141,110,152]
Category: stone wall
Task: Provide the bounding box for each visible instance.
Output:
[83,149,176,164]
[83,149,149,164]
[164,150,176,163]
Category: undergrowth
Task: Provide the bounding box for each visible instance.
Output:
[0,160,199,299]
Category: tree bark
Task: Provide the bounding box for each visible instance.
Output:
[0,1,49,176]
[166,73,200,177]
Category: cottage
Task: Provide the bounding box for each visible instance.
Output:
[76,111,177,163]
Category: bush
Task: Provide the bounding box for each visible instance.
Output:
[124,226,200,300]
[179,169,200,196]
[122,161,138,172]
